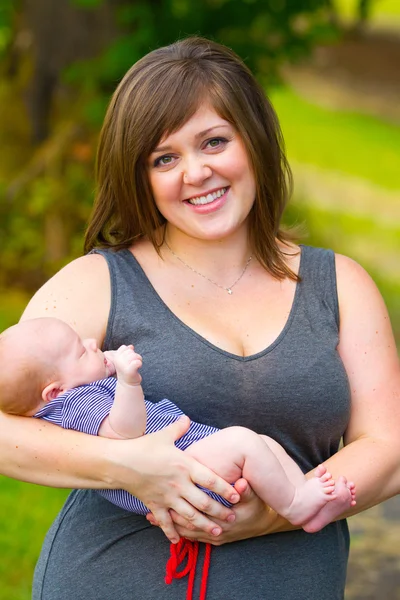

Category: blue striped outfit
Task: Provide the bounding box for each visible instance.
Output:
[34,377,230,513]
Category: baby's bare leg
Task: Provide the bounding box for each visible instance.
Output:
[260,435,356,530]
[186,428,355,529]
[185,427,301,515]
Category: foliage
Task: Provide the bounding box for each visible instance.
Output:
[63,0,339,126]
[0,0,341,290]
[0,0,14,56]
[0,125,96,290]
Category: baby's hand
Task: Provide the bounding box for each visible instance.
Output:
[105,345,143,385]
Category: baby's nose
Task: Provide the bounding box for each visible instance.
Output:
[86,338,98,351]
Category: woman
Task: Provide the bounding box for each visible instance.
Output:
[3,37,399,599]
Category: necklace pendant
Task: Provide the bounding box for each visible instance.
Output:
[227,288,233,295]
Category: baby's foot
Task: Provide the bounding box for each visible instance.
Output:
[302,475,356,533]
[284,464,337,526]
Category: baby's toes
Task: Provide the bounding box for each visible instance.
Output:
[314,464,327,478]
[319,471,333,483]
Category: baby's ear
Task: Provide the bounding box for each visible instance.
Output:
[42,382,63,404]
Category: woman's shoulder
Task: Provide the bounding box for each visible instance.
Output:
[333,252,389,325]
[21,254,111,341]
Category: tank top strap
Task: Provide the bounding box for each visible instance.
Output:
[90,248,158,351]
[297,244,339,331]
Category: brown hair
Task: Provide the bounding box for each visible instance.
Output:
[85,36,296,280]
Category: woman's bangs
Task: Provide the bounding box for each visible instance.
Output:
[154,72,210,143]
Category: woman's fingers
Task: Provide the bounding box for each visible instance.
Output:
[162,415,191,440]
[167,499,226,537]
[233,477,253,499]
[190,462,240,506]
[146,506,179,543]
[152,417,240,522]
[178,476,237,520]
[117,419,243,538]
[146,502,223,541]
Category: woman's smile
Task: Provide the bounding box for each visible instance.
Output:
[185,186,228,206]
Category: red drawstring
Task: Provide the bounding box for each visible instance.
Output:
[200,542,211,599]
[165,539,212,600]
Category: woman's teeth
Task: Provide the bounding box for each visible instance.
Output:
[188,187,227,205]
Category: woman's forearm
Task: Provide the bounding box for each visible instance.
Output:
[263,436,400,534]
[323,437,400,517]
[0,411,115,489]
[0,411,241,543]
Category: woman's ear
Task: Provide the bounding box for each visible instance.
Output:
[42,382,63,404]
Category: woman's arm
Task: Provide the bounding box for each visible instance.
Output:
[162,254,400,543]
[322,254,400,510]
[1,254,240,542]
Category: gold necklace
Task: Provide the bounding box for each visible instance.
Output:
[164,241,252,295]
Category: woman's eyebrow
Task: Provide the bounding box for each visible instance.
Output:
[194,124,228,140]
[152,125,228,154]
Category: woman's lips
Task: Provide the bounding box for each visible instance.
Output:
[184,187,229,214]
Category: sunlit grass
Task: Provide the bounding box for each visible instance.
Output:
[0,294,69,600]
[270,86,400,191]
[335,0,400,19]
[0,478,68,600]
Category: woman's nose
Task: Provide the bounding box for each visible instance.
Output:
[182,158,212,185]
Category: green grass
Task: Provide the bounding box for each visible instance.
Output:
[0,295,69,600]
[270,86,400,190]
[0,479,68,600]
[273,85,400,346]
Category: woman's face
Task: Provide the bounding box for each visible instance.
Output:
[147,104,256,242]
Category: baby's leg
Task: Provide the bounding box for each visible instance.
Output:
[185,427,314,518]
[186,428,355,529]
[260,435,356,530]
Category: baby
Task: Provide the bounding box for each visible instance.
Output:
[0,317,356,533]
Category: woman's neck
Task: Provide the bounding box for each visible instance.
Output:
[162,225,252,277]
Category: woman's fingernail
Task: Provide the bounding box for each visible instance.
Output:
[227,514,236,523]
[230,493,240,502]
[211,527,221,536]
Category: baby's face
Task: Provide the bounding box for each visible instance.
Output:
[48,322,115,390]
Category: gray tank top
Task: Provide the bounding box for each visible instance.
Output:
[101,244,350,473]
[33,244,351,600]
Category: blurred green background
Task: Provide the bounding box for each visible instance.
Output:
[0,0,399,598]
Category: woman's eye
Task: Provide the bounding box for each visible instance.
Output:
[205,137,227,150]
[154,155,174,168]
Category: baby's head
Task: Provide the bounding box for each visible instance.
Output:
[0,318,115,416]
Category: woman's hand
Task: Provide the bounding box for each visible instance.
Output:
[146,478,295,545]
[106,416,241,543]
